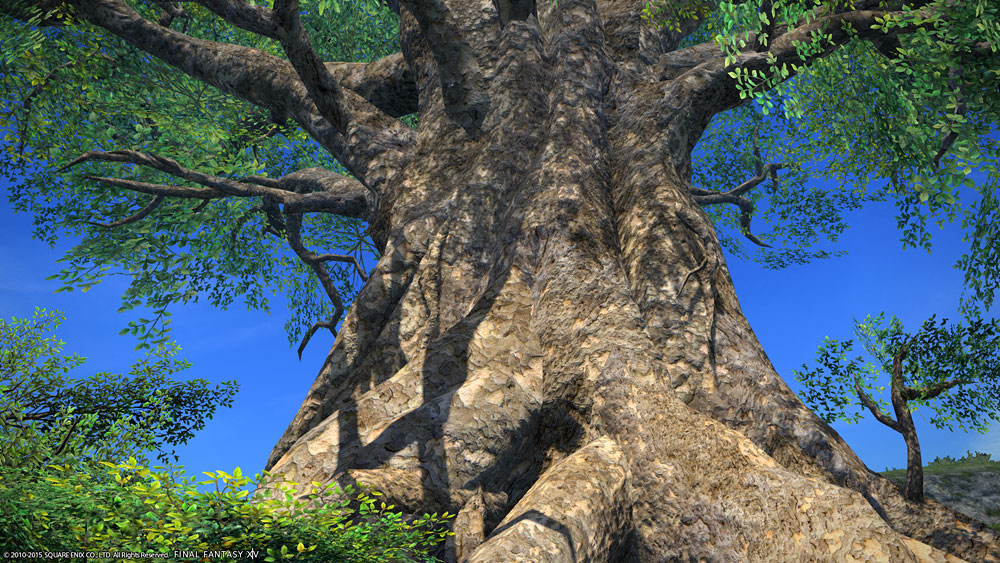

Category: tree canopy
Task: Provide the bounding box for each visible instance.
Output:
[795,311,1000,435]
[0,307,238,465]
[0,0,997,354]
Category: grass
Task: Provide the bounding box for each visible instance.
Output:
[878,450,1000,481]
[879,450,1000,533]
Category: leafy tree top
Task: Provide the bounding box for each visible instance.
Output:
[1,307,238,464]
[794,311,1000,434]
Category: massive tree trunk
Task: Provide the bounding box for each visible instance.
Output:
[258,2,999,562]
[257,3,999,561]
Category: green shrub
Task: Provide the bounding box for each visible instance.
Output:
[1,458,453,562]
[0,309,454,560]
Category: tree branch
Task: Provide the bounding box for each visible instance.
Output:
[57,0,414,190]
[324,53,419,119]
[853,378,902,433]
[932,64,967,171]
[398,0,490,134]
[48,415,82,459]
[690,149,781,248]
[191,0,277,37]
[903,377,972,403]
[283,212,346,359]
[62,150,374,218]
[86,195,165,228]
[152,0,187,28]
[272,0,349,133]
[672,4,940,137]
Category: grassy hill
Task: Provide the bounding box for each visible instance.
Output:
[879,451,1000,532]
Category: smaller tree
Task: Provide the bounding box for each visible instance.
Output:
[794,312,1000,503]
[0,307,238,466]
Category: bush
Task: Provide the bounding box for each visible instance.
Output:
[1,458,453,562]
[0,309,454,560]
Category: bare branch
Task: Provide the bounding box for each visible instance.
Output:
[64,150,278,199]
[595,0,714,66]
[690,150,781,248]
[284,212,346,359]
[63,150,374,218]
[312,253,369,282]
[87,195,165,228]
[81,175,223,200]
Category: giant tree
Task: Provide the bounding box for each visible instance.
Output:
[2,0,1000,561]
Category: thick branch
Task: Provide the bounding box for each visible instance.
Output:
[853,379,903,433]
[63,150,374,218]
[398,0,490,134]
[594,0,714,66]
[325,53,419,119]
[272,0,348,133]
[61,0,414,189]
[192,0,277,37]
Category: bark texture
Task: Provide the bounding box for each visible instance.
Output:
[259,2,999,561]
[7,0,995,560]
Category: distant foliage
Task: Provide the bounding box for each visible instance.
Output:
[927,450,997,468]
[1,308,237,465]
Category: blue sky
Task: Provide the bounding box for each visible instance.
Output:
[1,167,997,486]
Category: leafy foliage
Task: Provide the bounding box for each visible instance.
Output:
[794,312,1000,433]
[0,307,453,560]
[1,308,237,465]
[0,0,396,351]
[1,459,454,562]
[664,0,1000,312]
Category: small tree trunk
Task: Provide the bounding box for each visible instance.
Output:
[901,423,925,503]
[890,352,925,503]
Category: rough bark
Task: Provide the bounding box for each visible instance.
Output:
[259,3,999,562]
[6,0,997,560]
